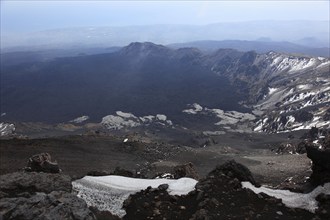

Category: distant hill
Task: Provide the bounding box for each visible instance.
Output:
[0,47,121,66]
[2,20,329,50]
[169,40,329,57]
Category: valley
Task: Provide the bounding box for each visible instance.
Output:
[1,42,329,133]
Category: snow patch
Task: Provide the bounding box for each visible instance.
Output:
[268,87,278,95]
[297,84,312,90]
[317,60,330,69]
[102,112,172,130]
[183,104,255,126]
[182,103,203,114]
[156,114,167,121]
[101,115,140,130]
[72,175,197,217]
[70,115,89,123]
[116,111,137,119]
[242,182,330,213]
[139,115,155,123]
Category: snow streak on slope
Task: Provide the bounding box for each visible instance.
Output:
[72,175,197,217]
[267,53,325,74]
[69,115,89,123]
[242,182,330,213]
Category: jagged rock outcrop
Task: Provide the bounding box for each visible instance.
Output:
[89,207,121,220]
[25,152,60,173]
[315,194,330,220]
[306,134,330,186]
[111,167,135,177]
[0,171,95,220]
[273,142,306,155]
[173,162,200,180]
[206,160,258,186]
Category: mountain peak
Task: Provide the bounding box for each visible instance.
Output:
[120,42,171,56]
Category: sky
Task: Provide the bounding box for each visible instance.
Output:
[1,0,329,33]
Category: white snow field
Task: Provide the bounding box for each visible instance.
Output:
[72,175,198,217]
[242,182,330,213]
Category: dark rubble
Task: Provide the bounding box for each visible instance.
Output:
[123,160,324,220]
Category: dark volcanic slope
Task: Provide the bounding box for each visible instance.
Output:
[1,42,329,127]
[1,43,244,123]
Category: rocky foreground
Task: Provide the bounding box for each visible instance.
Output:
[0,130,330,220]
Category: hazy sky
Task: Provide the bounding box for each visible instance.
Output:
[1,0,329,33]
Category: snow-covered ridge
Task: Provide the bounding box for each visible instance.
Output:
[242,182,330,213]
[72,175,197,217]
[101,111,173,130]
[266,53,328,74]
[0,122,15,136]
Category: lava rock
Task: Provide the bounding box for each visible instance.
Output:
[158,184,169,191]
[323,109,330,121]
[172,162,199,180]
[111,166,134,177]
[293,110,313,123]
[89,206,121,220]
[0,171,72,198]
[301,127,319,141]
[87,170,111,177]
[0,191,95,220]
[25,153,60,173]
[315,193,330,219]
[296,141,307,154]
[274,143,298,154]
[306,137,330,186]
[0,171,95,220]
[206,160,258,186]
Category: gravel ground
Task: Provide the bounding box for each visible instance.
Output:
[0,129,313,188]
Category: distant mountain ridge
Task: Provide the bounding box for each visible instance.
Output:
[2,20,329,50]
[1,42,329,133]
[2,39,328,69]
[169,40,330,57]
